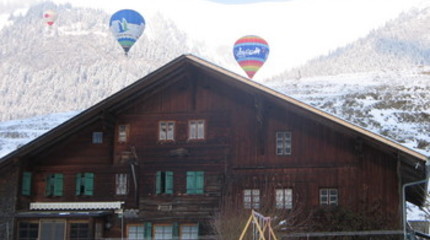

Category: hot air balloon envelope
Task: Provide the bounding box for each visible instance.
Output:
[109,9,145,55]
[233,35,269,79]
[43,10,57,26]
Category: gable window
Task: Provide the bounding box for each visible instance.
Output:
[45,173,64,197]
[156,171,173,194]
[115,173,128,195]
[118,124,129,143]
[92,132,103,144]
[21,171,32,196]
[276,131,292,155]
[159,121,175,141]
[70,222,89,240]
[276,188,293,209]
[18,221,39,240]
[188,120,205,140]
[180,224,199,240]
[320,188,338,206]
[186,171,204,194]
[75,173,94,196]
[243,189,260,209]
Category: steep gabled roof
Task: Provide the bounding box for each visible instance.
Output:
[1,54,428,203]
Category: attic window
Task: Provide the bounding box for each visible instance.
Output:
[188,120,205,140]
[92,132,103,144]
[118,125,129,143]
[276,131,291,155]
[159,121,175,141]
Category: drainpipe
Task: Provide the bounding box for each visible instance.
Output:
[402,159,430,240]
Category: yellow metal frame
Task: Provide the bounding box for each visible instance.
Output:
[238,210,278,240]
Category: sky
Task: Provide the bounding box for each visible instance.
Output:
[1,0,429,79]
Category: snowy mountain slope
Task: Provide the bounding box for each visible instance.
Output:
[277,7,430,79]
[0,2,234,121]
[265,68,430,155]
[262,5,430,155]
[0,110,78,158]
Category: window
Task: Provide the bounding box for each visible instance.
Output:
[45,173,63,197]
[116,173,128,195]
[156,171,173,194]
[70,223,89,240]
[40,220,65,240]
[154,225,173,240]
[188,120,205,140]
[159,121,175,141]
[243,189,260,209]
[118,124,129,143]
[18,222,38,240]
[75,173,94,196]
[186,171,204,194]
[276,188,293,209]
[276,131,292,155]
[320,188,338,206]
[92,132,103,144]
[180,224,199,240]
[128,224,144,240]
[21,171,32,196]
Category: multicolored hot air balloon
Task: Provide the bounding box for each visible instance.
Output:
[43,10,57,26]
[109,9,145,56]
[233,35,269,79]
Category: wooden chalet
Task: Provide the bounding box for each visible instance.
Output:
[0,54,428,240]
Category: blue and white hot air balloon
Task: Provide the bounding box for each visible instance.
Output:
[109,9,145,56]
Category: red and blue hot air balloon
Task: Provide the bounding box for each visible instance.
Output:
[233,35,269,79]
[109,9,145,56]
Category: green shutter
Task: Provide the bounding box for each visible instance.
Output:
[165,171,173,194]
[196,171,204,194]
[186,171,195,194]
[156,171,161,194]
[144,222,152,240]
[84,172,94,196]
[172,222,179,239]
[75,173,82,195]
[45,174,53,196]
[21,172,32,196]
[53,173,63,196]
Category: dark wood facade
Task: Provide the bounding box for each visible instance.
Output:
[0,55,428,240]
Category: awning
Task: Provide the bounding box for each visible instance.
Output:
[16,211,112,218]
[29,201,124,210]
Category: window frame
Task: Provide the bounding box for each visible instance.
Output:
[156,171,174,194]
[92,132,103,144]
[17,221,39,240]
[69,221,90,240]
[153,224,173,240]
[276,131,292,156]
[75,172,94,196]
[127,224,145,240]
[45,173,64,197]
[180,224,199,240]
[188,119,206,140]
[320,188,339,206]
[118,124,130,143]
[115,173,128,195]
[275,188,293,209]
[159,121,175,141]
[243,189,260,209]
